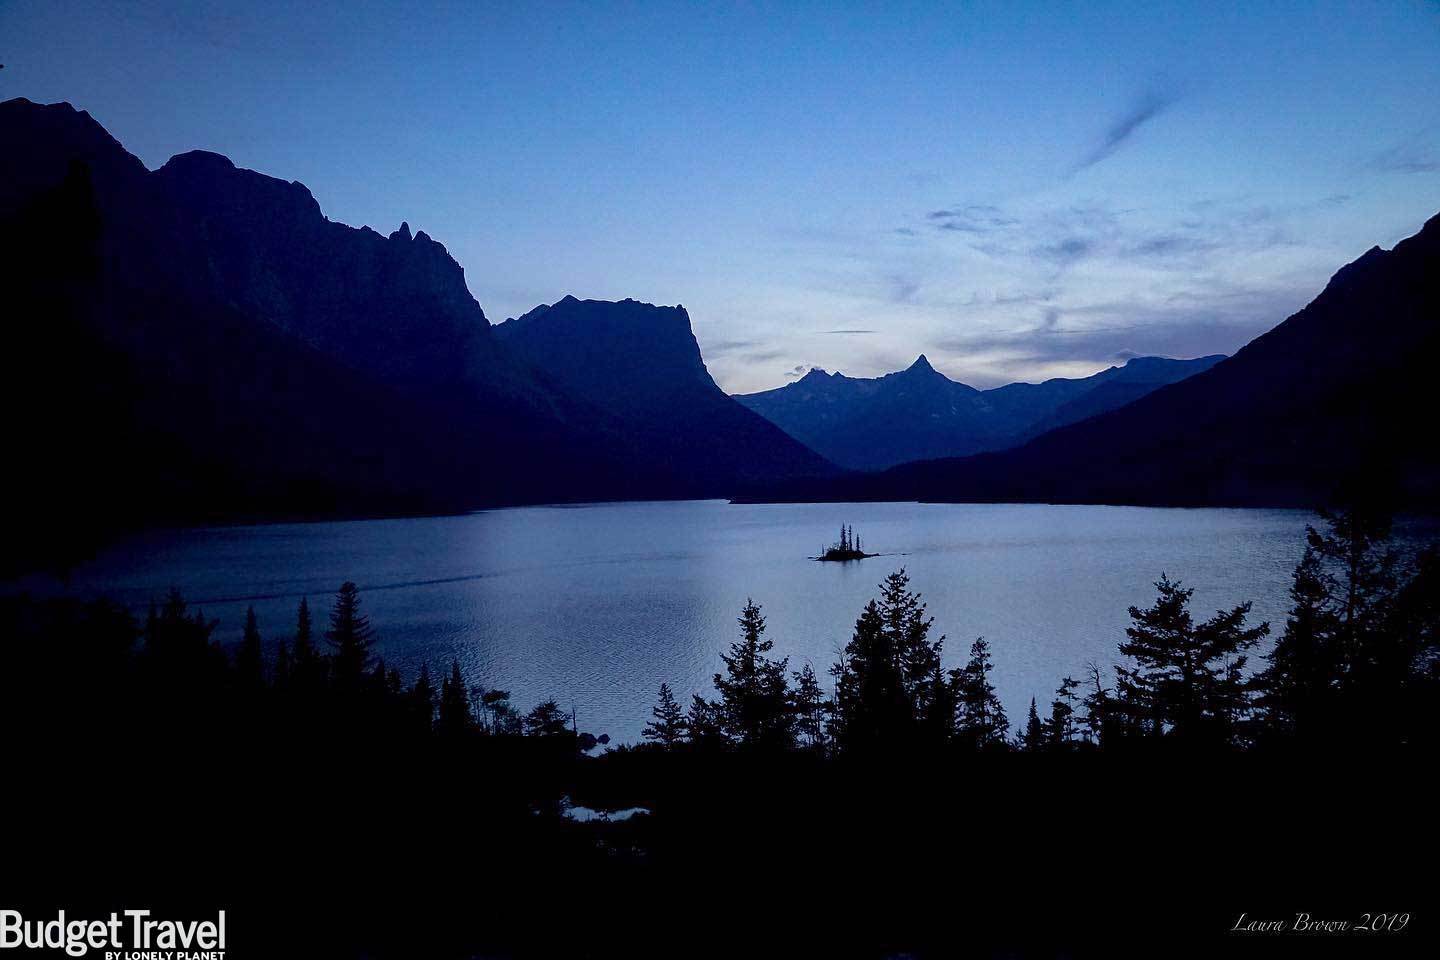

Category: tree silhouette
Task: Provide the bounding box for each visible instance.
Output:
[524,700,571,737]
[790,664,828,754]
[714,599,794,749]
[1021,697,1045,751]
[438,660,472,737]
[409,662,436,734]
[641,682,688,749]
[955,637,1009,749]
[1117,574,1267,747]
[830,599,910,753]
[325,582,375,691]
[236,605,264,690]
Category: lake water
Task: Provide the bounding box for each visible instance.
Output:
[13,501,1359,743]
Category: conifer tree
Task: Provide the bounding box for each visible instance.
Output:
[877,569,945,725]
[290,597,323,692]
[686,694,726,749]
[714,599,794,749]
[830,599,910,752]
[641,682,688,749]
[1117,574,1267,746]
[524,700,572,737]
[272,639,291,691]
[236,605,264,690]
[438,660,471,737]
[1021,697,1045,751]
[1257,508,1403,742]
[790,664,828,754]
[325,582,375,691]
[1078,662,1112,746]
[409,662,436,734]
[955,637,1009,749]
[1045,676,1080,748]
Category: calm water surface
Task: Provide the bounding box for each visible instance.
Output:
[20,501,1346,742]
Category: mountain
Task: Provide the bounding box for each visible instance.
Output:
[754,212,1440,509]
[734,352,1223,471]
[0,98,832,569]
[496,297,835,490]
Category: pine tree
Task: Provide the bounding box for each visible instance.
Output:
[955,637,1009,749]
[1117,574,1267,747]
[790,664,828,754]
[290,597,323,692]
[1044,676,1081,748]
[641,682,688,749]
[272,639,291,691]
[236,605,264,690]
[325,582,375,691]
[830,599,910,752]
[713,599,794,749]
[438,660,471,737]
[1077,662,1112,746]
[686,694,726,750]
[1021,697,1045,751]
[1256,508,1403,743]
[409,662,436,734]
[877,569,945,725]
[524,700,571,737]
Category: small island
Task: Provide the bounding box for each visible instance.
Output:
[816,524,875,562]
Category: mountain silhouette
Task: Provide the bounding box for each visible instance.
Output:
[735,352,1222,470]
[0,98,831,567]
[497,296,835,490]
[756,212,1440,508]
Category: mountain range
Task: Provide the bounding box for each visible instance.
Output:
[750,211,1440,509]
[0,97,830,568]
[735,353,1224,471]
[5,95,1436,572]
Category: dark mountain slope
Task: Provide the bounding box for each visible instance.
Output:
[496,297,836,491]
[768,213,1440,509]
[735,352,1222,471]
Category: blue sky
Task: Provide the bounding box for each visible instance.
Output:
[3,0,1438,391]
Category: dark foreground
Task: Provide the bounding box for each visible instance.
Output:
[8,748,1429,958]
[5,508,1435,956]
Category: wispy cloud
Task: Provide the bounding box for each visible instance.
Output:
[1075,90,1177,172]
[820,329,875,334]
[1368,139,1440,174]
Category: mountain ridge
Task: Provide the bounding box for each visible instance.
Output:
[735,352,1224,471]
[744,211,1440,508]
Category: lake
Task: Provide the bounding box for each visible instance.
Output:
[13,501,1357,743]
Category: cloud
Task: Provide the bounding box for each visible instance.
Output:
[820,329,875,335]
[1033,237,1094,263]
[1368,140,1440,174]
[703,337,764,356]
[928,282,1303,387]
[1075,90,1177,172]
[925,205,1020,234]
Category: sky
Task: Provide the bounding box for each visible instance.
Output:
[3,1,1439,392]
